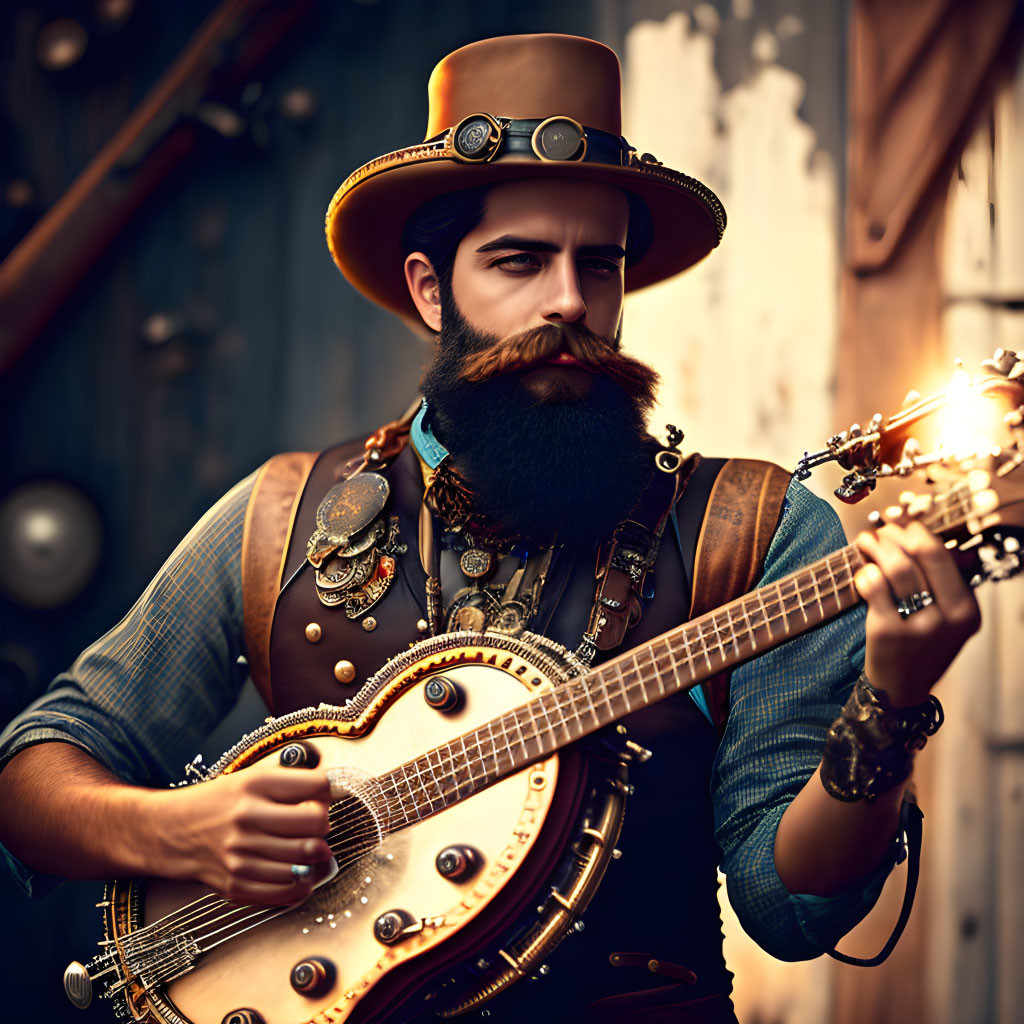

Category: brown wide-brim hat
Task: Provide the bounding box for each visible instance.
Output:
[326,34,726,325]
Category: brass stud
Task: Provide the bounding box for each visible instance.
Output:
[333,660,356,684]
[304,622,322,643]
[416,619,428,633]
[361,616,377,633]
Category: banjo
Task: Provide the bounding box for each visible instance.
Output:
[63,355,1024,1024]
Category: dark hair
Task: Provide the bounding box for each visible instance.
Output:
[401,184,654,287]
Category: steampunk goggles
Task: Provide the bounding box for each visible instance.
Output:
[446,112,629,166]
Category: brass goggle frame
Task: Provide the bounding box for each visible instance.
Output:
[449,113,588,165]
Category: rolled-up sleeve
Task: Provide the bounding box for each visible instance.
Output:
[713,480,899,960]
[0,472,256,894]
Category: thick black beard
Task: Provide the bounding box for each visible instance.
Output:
[420,299,657,547]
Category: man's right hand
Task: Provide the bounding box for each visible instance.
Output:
[152,764,333,905]
[0,742,333,906]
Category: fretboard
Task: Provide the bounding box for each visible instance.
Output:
[371,542,866,833]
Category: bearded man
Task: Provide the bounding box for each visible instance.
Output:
[0,34,980,1024]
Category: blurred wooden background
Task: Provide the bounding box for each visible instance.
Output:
[0,2,1021,1021]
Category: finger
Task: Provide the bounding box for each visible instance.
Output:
[239,798,331,839]
[232,834,332,866]
[248,768,333,805]
[853,560,891,610]
[856,529,930,608]
[893,521,979,624]
[220,877,315,907]
[227,851,330,885]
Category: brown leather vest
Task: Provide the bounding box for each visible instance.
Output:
[267,441,433,715]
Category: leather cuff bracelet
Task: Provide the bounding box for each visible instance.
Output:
[821,673,944,803]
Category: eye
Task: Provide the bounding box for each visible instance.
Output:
[580,257,620,277]
[492,253,541,273]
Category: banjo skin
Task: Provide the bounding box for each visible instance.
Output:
[62,363,1024,1024]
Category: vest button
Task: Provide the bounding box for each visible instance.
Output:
[333,660,356,684]
[361,616,377,632]
[305,622,322,643]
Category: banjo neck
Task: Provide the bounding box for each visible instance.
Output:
[367,541,865,834]
[356,469,994,837]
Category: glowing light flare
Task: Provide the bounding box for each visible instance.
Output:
[919,365,1008,460]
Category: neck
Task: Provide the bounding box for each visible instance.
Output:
[365,542,864,833]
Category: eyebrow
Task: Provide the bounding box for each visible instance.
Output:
[475,235,626,260]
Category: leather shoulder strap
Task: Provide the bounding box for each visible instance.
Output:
[688,458,791,735]
[241,451,318,710]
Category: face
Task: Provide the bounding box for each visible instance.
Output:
[449,178,629,341]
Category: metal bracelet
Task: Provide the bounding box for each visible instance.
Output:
[820,674,943,803]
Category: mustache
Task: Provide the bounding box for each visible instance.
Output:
[458,322,660,410]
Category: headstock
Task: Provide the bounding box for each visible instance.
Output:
[797,348,1024,502]
[798,349,1024,588]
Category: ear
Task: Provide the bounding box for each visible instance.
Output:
[404,252,442,333]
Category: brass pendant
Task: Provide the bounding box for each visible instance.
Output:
[312,515,405,617]
[459,548,494,580]
[306,473,390,568]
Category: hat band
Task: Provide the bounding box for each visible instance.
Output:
[437,112,634,167]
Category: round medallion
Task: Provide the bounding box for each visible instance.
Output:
[493,600,527,636]
[459,548,494,580]
[454,606,487,632]
[361,616,377,633]
[333,660,356,684]
[304,622,322,643]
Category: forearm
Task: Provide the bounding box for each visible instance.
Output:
[774,762,903,896]
[0,738,333,905]
[0,742,169,880]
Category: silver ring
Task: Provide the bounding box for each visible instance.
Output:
[896,590,934,619]
[290,863,312,882]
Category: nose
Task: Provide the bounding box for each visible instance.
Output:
[542,256,586,325]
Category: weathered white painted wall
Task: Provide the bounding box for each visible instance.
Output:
[931,51,1024,1024]
[619,9,842,1021]
[621,8,838,500]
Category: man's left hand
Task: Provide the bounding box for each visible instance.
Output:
[854,520,981,706]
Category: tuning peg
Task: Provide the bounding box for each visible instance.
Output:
[869,413,884,431]
[981,349,1018,376]
[1009,360,1024,381]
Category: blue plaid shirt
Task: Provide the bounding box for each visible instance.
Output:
[0,467,892,961]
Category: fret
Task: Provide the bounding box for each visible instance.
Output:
[629,651,651,704]
[811,565,825,619]
[478,723,498,783]
[789,574,809,625]
[681,623,699,679]
[740,595,757,651]
[533,691,562,747]
[696,617,713,672]
[457,733,476,793]
[424,747,447,807]
[587,676,611,728]
[393,763,416,824]
[840,547,859,597]
[661,637,682,690]
[823,555,844,609]
[608,657,632,716]
[721,601,739,657]
[633,643,664,700]
[753,586,774,640]
[507,702,532,764]
[718,611,733,660]
[650,638,673,691]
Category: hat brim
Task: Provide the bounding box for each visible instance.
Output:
[326,149,725,330]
